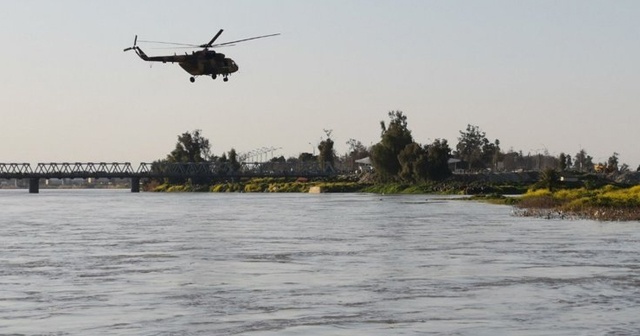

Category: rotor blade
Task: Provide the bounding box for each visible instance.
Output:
[212,33,280,47]
[150,46,190,49]
[201,29,224,48]
[124,35,138,52]
[150,44,236,50]
[138,39,199,47]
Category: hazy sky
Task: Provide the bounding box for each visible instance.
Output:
[1,1,638,167]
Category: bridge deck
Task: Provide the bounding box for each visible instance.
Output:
[0,161,336,180]
[1,162,339,193]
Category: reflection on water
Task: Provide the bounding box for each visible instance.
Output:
[1,190,639,335]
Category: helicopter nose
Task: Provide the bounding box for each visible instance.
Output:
[223,58,239,73]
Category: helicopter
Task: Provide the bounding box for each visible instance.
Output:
[124,29,279,83]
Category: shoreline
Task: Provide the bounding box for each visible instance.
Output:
[472,186,640,221]
[5,178,639,221]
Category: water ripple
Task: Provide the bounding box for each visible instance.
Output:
[1,191,639,335]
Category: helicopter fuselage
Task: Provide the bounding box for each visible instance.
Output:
[132,47,238,80]
[177,50,238,77]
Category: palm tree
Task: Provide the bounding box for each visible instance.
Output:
[539,168,559,191]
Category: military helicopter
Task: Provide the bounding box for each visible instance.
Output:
[124,29,279,83]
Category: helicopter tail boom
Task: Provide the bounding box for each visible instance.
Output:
[123,35,149,61]
[133,47,149,61]
[123,46,150,61]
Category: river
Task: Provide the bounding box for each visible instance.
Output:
[1,190,639,335]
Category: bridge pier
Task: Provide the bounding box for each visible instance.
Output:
[131,177,140,193]
[29,178,39,193]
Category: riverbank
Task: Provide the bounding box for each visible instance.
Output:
[147,178,367,193]
[516,186,640,221]
[145,176,640,221]
[146,177,531,195]
[471,185,640,221]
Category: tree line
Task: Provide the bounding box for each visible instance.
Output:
[154,110,634,185]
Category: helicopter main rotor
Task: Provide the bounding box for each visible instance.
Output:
[200,29,225,49]
[136,29,280,51]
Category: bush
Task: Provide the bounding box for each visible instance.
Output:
[517,185,640,220]
[244,183,267,192]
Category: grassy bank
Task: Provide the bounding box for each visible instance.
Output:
[148,177,531,195]
[514,185,640,221]
[149,178,368,193]
[148,177,640,221]
[361,181,528,195]
[150,180,530,195]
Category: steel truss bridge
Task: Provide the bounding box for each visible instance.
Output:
[0,162,336,193]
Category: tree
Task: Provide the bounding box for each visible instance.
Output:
[455,124,484,170]
[574,149,594,172]
[167,129,211,163]
[398,142,428,182]
[345,138,370,171]
[606,152,619,173]
[559,153,567,171]
[455,124,499,171]
[228,148,241,172]
[317,129,335,170]
[539,168,559,191]
[216,153,228,176]
[298,152,316,162]
[426,139,452,181]
[619,163,629,173]
[161,129,213,185]
[502,150,521,171]
[482,138,501,170]
[370,111,414,180]
[346,139,369,159]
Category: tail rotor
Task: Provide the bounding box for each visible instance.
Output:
[123,35,138,52]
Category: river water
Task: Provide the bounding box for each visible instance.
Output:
[1,190,639,335]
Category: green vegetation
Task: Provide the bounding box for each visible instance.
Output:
[317,129,335,171]
[142,110,640,221]
[360,180,528,195]
[516,185,640,221]
[149,177,368,193]
[456,124,501,171]
[150,178,529,195]
[370,111,451,182]
[152,182,209,192]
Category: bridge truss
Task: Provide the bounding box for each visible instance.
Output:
[0,161,337,193]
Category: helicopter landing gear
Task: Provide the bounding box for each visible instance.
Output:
[189,75,228,83]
